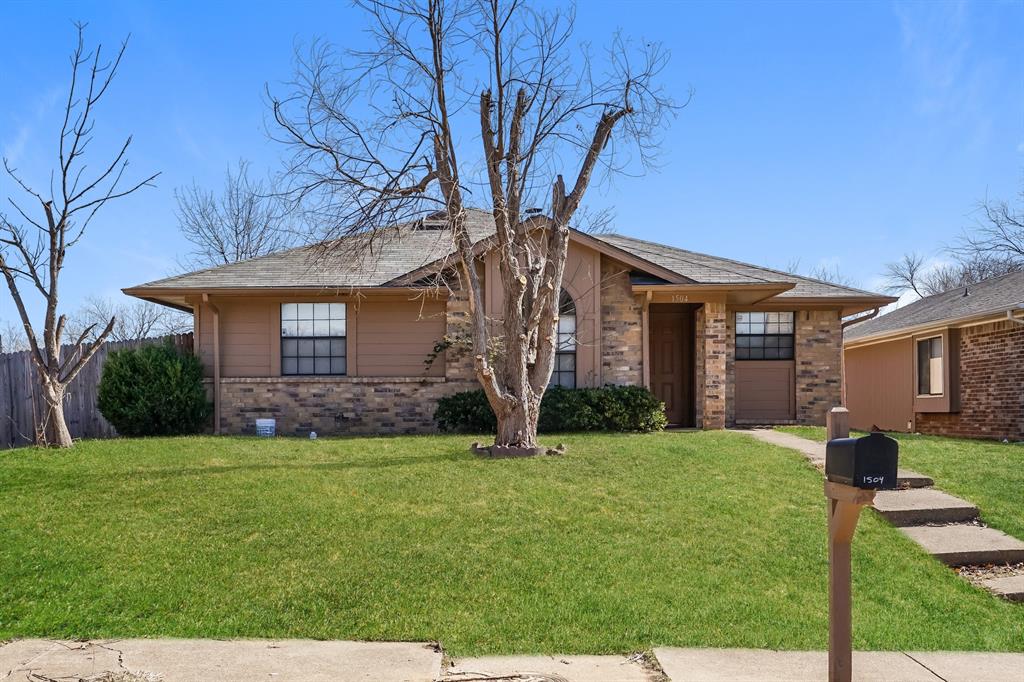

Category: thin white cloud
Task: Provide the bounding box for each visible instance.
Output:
[893,0,996,149]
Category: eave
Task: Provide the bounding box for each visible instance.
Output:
[844,305,1024,348]
[632,282,794,306]
[122,285,446,311]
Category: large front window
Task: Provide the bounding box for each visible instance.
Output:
[551,290,577,388]
[917,336,943,396]
[735,311,794,360]
[281,303,347,375]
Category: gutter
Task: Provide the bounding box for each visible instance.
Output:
[841,307,880,330]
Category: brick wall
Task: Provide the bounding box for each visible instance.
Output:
[444,277,476,382]
[695,306,705,427]
[701,302,727,429]
[795,309,843,425]
[724,307,736,426]
[600,257,644,385]
[216,377,476,436]
[915,320,1024,440]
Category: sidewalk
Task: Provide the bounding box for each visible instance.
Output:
[3,639,1022,681]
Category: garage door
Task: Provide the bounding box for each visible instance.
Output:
[735,360,795,421]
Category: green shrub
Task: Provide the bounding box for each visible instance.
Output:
[435,385,667,434]
[433,388,497,433]
[98,342,211,437]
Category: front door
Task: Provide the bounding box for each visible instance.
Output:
[649,304,696,427]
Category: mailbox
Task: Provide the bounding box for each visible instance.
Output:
[825,432,898,490]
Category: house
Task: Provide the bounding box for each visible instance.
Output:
[124,210,893,436]
[844,271,1024,440]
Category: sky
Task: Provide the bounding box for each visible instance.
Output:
[1,0,1022,329]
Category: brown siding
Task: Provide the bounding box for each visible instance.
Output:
[355,298,446,377]
[484,240,603,386]
[735,361,795,421]
[844,337,915,432]
[194,294,445,379]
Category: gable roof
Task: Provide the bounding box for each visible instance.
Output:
[590,233,885,300]
[845,270,1024,343]
[125,209,892,310]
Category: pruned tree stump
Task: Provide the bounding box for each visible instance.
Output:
[470,442,566,458]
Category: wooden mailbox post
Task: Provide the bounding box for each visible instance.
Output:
[824,409,899,682]
[824,480,875,682]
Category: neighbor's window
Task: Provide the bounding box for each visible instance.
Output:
[281,303,346,376]
[551,290,577,388]
[917,336,943,396]
[735,311,795,360]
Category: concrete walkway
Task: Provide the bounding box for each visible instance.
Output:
[740,428,1024,601]
[653,647,1024,682]
[4,640,1022,681]
[0,639,443,682]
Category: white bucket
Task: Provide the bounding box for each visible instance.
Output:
[255,418,276,437]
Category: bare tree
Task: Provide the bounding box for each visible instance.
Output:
[0,319,29,354]
[0,24,158,447]
[786,258,857,288]
[175,160,291,268]
[884,251,1021,298]
[957,182,1024,264]
[68,295,191,343]
[271,0,676,452]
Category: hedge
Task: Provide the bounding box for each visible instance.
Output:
[435,385,667,433]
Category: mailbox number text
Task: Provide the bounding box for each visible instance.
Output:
[858,476,887,486]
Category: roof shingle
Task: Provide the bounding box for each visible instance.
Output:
[845,270,1024,341]
[127,210,890,304]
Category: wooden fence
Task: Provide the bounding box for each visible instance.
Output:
[0,333,193,449]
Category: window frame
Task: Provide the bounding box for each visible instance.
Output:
[916,335,944,398]
[280,302,348,377]
[735,311,795,361]
[551,290,577,389]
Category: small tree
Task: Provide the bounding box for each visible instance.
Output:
[271,0,676,452]
[68,295,192,343]
[0,24,157,447]
[175,160,291,268]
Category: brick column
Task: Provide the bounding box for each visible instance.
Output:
[701,301,727,429]
[444,280,476,382]
[796,309,842,425]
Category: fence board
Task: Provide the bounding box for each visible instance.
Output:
[0,333,193,448]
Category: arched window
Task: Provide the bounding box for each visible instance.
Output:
[551,289,577,388]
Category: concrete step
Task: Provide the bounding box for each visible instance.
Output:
[897,469,934,488]
[872,489,978,526]
[901,524,1024,566]
[978,574,1024,602]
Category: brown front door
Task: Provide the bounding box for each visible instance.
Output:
[649,304,696,427]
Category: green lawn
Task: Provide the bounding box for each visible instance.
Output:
[775,426,1024,540]
[1,432,1021,655]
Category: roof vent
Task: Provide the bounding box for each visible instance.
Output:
[963,285,970,297]
[525,207,544,215]
[416,211,449,230]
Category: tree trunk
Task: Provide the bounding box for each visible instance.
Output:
[41,383,73,448]
[495,395,541,449]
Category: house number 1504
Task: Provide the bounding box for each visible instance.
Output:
[671,294,689,302]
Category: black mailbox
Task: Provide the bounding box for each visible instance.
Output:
[825,432,898,490]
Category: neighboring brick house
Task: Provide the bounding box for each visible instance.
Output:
[125,209,892,436]
[844,271,1024,440]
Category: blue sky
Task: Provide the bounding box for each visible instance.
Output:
[1,0,1021,327]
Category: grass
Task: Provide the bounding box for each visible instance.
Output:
[1,432,1021,655]
[775,426,1024,540]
